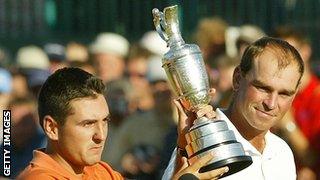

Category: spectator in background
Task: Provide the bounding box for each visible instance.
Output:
[1,97,47,178]
[194,17,228,68]
[10,70,29,99]
[65,42,95,74]
[194,17,228,94]
[16,45,51,98]
[274,26,320,180]
[125,31,169,113]
[236,25,266,57]
[106,57,175,171]
[16,46,50,71]
[101,79,132,163]
[126,44,154,113]
[121,144,160,179]
[104,80,132,127]
[139,31,169,57]
[212,55,240,108]
[90,33,129,83]
[66,42,89,63]
[43,43,68,73]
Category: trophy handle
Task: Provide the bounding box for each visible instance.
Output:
[152,8,169,42]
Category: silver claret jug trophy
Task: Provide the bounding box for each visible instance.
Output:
[152,5,252,177]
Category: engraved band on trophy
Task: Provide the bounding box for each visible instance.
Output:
[152,5,252,177]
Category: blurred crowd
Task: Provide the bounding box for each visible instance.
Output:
[0,16,320,180]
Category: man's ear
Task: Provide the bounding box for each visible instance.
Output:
[232,66,242,91]
[43,115,59,141]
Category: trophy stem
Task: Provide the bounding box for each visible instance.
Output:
[193,116,212,127]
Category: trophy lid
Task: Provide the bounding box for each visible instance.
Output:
[152,5,185,48]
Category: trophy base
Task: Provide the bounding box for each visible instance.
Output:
[199,155,252,178]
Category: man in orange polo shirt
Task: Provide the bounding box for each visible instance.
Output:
[18,67,228,180]
[18,67,123,179]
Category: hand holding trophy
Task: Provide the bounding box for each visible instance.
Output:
[152,5,252,178]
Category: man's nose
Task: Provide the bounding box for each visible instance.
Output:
[93,123,106,143]
[263,93,278,110]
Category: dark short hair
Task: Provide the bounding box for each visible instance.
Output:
[38,67,105,127]
[240,37,304,86]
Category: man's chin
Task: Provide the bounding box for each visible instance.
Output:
[84,157,101,166]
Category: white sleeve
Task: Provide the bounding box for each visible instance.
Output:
[162,148,177,180]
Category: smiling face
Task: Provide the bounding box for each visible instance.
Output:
[234,49,300,132]
[57,94,109,167]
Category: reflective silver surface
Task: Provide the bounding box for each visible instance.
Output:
[152,5,252,175]
[185,130,236,155]
[152,5,210,111]
[186,119,229,143]
[189,143,246,164]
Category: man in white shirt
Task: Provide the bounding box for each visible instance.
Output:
[163,37,304,180]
